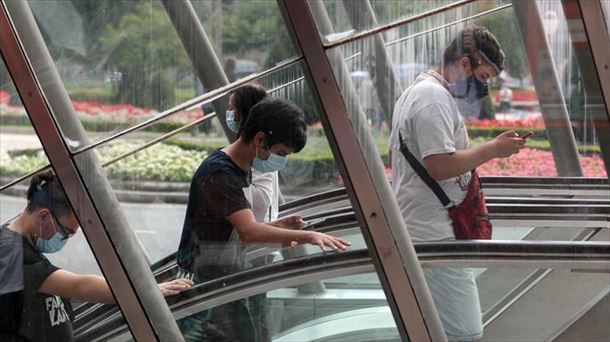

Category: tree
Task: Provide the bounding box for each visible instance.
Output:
[98,2,191,110]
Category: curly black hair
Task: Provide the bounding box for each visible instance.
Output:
[25,171,72,217]
[240,97,307,152]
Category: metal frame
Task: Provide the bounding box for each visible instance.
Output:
[577,0,610,121]
[0,2,181,340]
[3,0,610,340]
[73,240,610,340]
[512,1,584,176]
[278,1,447,341]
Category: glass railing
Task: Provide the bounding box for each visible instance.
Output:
[72,240,610,341]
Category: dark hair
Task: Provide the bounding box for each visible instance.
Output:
[240,97,307,152]
[26,171,71,217]
[232,83,267,136]
[443,25,505,72]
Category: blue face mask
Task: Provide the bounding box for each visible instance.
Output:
[225,110,239,133]
[35,228,68,254]
[253,143,288,173]
[450,77,469,98]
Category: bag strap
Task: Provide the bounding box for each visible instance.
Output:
[398,132,453,208]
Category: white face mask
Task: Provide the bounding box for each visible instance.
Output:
[225,110,239,133]
[252,142,287,173]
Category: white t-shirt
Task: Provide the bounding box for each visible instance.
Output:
[390,72,471,242]
[248,170,279,223]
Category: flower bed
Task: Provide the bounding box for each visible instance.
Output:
[0,90,204,124]
[464,117,545,129]
[477,148,606,177]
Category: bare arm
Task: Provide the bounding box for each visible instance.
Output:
[228,209,350,251]
[39,270,193,304]
[39,270,115,304]
[424,131,525,181]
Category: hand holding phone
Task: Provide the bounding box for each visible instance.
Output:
[519,131,533,139]
[303,217,326,230]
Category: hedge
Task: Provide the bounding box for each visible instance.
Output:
[0,113,187,134]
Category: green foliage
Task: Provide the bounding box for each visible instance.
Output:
[65,83,114,102]
[97,142,205,182]
[222,1,296,68]
[99,2,188,110]
[478,96,496,120]
[0,153,49,177]
[2,132,601,185]
[165,138,225,152]
[0,113,186,134]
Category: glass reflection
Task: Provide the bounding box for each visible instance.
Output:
[314,0,461,42]
[176,273,397,342]
[191,0,298,81]
[328,2,607,181]
[78,62,347,265]
[0,59,49,189]
[0,172,125,341]
[27,0,200,146]
[325,3,609,339]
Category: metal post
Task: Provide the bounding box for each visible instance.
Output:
[1,1,183,340]
[512,1,584,176]
[564,0,610,173]
[341,0,403,126]
[161,0,234,141]
[278,1,446,341]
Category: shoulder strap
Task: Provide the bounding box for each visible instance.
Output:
[398,132,453,208]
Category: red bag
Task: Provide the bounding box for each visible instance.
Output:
[399,133,492,240]
[448,170,492,240]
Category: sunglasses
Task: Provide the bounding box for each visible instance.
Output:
[48,210,75,241]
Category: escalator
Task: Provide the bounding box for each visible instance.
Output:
[73,177,610,341]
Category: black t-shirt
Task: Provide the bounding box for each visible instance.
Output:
[0,224,73,342]
[177,149,251,281]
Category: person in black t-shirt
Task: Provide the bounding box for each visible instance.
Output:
[176,97,351,341]
[0,171,193,342]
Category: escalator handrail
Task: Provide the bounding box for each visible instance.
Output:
[72,239,610,341]
[280,177,609,212]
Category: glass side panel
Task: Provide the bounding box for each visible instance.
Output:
[1,55,130,342]
[311,1,506,45]
[0,58,48,189]
[73,61,346,265]
[191,0,298,80]
[324,2,609,340]
[536,0,609,178]
[472,263,610,341]
[25,0,298,151]
[24,0,199,148]
[176,272,399,341]
[327,2,608,182]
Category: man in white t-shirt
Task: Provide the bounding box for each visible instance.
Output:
[390,26,525,341]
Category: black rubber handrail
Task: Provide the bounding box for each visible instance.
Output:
[72,240,610,341]
[279,177,609,213]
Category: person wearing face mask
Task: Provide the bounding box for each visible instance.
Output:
[176,97,350,341]
[389,26,525,341]
[226,84,282,224]
[0,171,192,342]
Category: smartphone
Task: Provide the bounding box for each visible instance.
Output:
[519,131,533,139]
[303,217,326,230]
